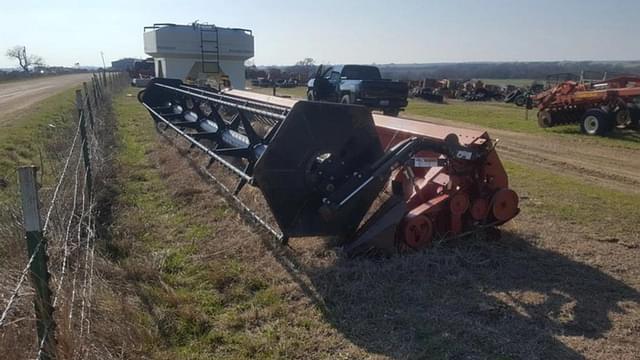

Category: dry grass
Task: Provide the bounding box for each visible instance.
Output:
[106,89,640,359]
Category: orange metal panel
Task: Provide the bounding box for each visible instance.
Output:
[372,113,488,146]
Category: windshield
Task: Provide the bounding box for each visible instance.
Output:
[341,65,381,80]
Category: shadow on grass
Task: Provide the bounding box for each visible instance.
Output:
[283,231,639,359]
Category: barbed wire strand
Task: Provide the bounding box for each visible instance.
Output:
[0,130,84,328]
[68,167,88,332]
[37,130,90,360]
[37,100,95,360]
[0,237,45,327]
[85,201,97,338]
[79,200,92,341]
[52,151,84,308]
[43,120,82,232]
[3,74,120,358]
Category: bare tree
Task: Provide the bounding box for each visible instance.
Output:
[6,46,44,73]
[295,58,315,67]
[289,58,316,80]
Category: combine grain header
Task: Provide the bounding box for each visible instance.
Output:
[139,78,519,256]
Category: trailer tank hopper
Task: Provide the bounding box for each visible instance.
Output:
[143,23,254,89]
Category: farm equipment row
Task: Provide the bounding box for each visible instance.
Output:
[139,78,519,256]
[533,76,640,135]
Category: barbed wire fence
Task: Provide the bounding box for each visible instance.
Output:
[0,72,129,359]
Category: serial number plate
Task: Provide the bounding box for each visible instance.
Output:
[413,157,440,168]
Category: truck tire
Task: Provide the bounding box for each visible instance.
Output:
[340,94,351,104]
[580,109,612,136]
[383,108,400,116]
[514,95,527,107]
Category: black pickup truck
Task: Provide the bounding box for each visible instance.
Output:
[307,65,408,116]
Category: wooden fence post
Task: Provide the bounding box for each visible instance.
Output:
[93,74,102,99]
[75,90,93,197]
[17,166,56,360]
[92,75,101,102]
[82,82,95,128]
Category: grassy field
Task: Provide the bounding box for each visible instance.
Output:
[111,91,343,359]
[248,85,308,99]
[504,160,640,239]
[248,85,640,149]
[406,99,640,148]
[104,87,640,358]
[0,89,77,202]
[476,78,540,87]
[2,84,637,358]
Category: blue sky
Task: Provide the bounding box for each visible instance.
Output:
[0,0,638,68]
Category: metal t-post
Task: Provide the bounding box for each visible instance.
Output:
[17,166,57,360]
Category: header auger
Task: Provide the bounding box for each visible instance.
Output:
[139,78,519,256]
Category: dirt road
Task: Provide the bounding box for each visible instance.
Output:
[404,113,640,194]
[0,73,93,125]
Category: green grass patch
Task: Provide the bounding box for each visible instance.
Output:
[0,89,78,203]
[405,99,541,133]
[112,89,314,359]
[505,160,640,238]
[248,85,640,149]
[404,99,640,149]
[248,85,308,99]
[476,78,540,87]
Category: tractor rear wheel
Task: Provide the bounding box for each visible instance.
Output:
[537,110,554,128]
[580,109,612,136]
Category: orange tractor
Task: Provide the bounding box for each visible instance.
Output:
[533,76,640,135]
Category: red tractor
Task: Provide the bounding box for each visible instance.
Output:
[532,76,640,135]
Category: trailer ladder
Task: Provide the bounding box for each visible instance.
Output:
[199,25,220,74]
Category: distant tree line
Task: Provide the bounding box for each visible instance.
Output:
[246,57,318,82]
[247,60,640,83]
[378,61,640,81]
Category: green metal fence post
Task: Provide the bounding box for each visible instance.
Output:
[17,166,57,360]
